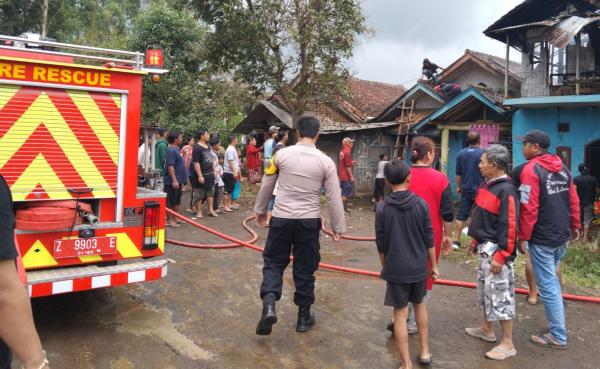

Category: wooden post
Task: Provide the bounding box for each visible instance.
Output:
[576,34,581,96]
[505,34,510,98]
[42,0,49,38]
[441,128,449,175]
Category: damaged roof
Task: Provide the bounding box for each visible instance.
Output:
[484,0,600,50]
[233,77,405,134]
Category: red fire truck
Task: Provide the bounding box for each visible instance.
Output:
[0,34,168,297]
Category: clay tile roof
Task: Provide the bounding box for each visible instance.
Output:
[466,49,522,79]
[345,78,406,119]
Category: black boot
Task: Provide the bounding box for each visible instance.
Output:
[296,305,315,333]
[256,293,277,335]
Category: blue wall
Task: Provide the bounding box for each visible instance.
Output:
[512,107,600,172]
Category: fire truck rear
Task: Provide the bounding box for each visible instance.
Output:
[0,34,168,297]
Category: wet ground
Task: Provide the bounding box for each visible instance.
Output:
[24,194,600,369]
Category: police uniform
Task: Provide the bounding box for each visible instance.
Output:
[255,143,346,307]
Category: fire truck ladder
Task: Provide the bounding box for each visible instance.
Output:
[393,99,414,159]
[0,34,144,69]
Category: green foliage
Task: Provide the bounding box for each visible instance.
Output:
[561,247,600,289]
[187,0,367,120]
[0,0,139,49]
[0,0,254,138]
[129,2,254,137]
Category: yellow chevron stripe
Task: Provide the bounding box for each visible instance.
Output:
[106,232,142,258]
[110,93,121,108]
[68,90,119,165]
[157,229,165,252]
[0,92,114,198]
[10,154,71,201]
[22,240,58,268]
[0,84,18,110]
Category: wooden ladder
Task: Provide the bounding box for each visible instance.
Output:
[393,99,415,159]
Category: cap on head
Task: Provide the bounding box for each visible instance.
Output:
[342,137,354,144]
[269,125,279,134]
[516,129,551,149]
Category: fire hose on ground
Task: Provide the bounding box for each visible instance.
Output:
[165,208,600,304]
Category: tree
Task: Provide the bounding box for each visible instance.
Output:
[0,0,139,49]
[129,2,254,136]
[188,0,367,122]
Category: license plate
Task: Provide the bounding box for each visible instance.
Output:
[53,236,117,259]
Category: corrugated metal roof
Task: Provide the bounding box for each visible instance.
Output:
[546,15,600,48]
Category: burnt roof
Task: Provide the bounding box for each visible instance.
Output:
[484,0,599,48]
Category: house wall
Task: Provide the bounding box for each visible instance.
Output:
[452,65,506,92]
[415,94,442,110]
[512,107,600,171]
[317,131,396,194]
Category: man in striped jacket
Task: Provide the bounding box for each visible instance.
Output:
[465,145,519,361]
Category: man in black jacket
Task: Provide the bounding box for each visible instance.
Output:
[465,145,518,361]
[375,160,438,368]
[0,176,49,369]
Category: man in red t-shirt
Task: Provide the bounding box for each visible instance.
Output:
[338,137,355,213]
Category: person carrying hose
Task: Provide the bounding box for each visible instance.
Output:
[254,114,346,335]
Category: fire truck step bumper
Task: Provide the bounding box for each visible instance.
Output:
[26,259,168,298]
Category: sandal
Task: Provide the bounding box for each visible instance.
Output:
[418,353,432,365]
[465,327,497,342]
[530,333,567,350]
[485,346,516,360]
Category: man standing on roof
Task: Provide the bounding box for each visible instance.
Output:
[339,137,355,214]
[452,131,485,250]
[516,129,580,350]
[422,58,443,85]
[263,126,279,168]
[254,115,346,336]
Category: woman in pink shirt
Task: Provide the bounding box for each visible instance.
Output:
[181,137,194,192]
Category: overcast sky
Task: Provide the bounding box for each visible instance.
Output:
[350,0,524,87]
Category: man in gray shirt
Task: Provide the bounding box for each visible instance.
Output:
[254,115,346,335]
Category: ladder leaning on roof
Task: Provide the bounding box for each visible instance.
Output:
[393,99,414,160]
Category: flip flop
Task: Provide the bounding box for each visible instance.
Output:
[485,346,517,360]
[530,333,567,350]
[418,353,432,365]
[465,327,497,342]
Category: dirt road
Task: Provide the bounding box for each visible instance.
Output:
[28,194,600,369]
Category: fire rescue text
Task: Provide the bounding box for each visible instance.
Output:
[0,62,110,87]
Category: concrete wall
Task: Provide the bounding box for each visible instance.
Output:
[452,65,506,91]
[511,107,600,171]
[317,131,396,194]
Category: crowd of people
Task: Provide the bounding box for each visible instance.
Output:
[138,124,294,228]
[249,115,591,369]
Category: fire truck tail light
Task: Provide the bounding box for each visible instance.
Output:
[142,201,160,250]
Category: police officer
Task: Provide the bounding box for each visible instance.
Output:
[254,115,346,335]
[0,175,49,369]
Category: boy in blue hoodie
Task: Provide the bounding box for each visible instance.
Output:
[375,160,439,369]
